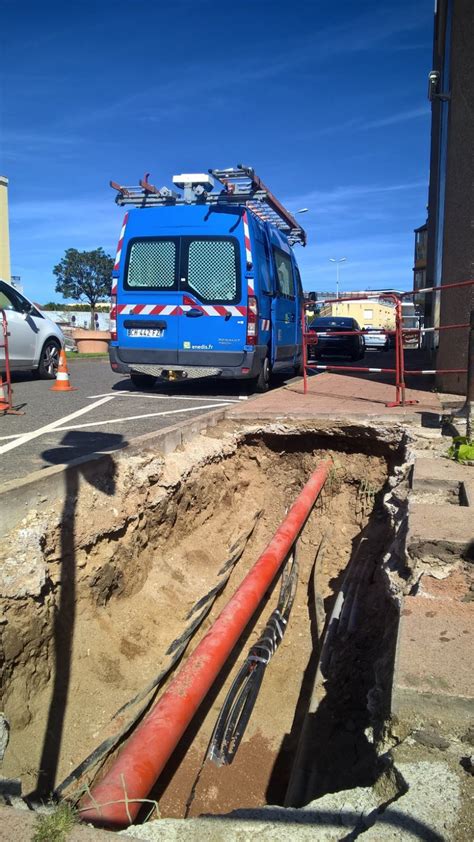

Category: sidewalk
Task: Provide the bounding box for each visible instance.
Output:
[231,371,448,421]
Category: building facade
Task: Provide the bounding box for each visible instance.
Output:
[0,176,11,283]
[426,0,474,394]
[320,299,396,329]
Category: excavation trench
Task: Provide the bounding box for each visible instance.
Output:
[0,421,408,824]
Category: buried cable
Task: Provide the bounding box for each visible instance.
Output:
[79,459,331,828]
[55,510,262,799]
[208,543,299,766]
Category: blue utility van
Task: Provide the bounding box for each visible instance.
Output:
[109,166,306,391]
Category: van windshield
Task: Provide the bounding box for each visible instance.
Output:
[125,236,240,304]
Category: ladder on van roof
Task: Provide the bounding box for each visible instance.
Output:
[110,164,306,246]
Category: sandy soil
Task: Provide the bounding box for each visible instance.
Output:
[1,430,388,818]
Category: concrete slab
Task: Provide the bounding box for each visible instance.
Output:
[392,569,474,733]
[461,478,474,507]
[122,787,386,842]
[407,502,474,562]
[361,761,462,841]
[411,457,471,491]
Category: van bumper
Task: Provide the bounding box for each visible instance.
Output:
[109,345,268,380]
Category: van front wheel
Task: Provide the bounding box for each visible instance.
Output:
[254,356,271,393]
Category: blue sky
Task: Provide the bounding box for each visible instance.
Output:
[1,0,433,302]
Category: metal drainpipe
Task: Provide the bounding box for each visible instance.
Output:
[79,458,332,828]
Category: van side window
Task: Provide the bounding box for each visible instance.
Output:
[273,249,295,298]
[295,266,303,299]
[126,239,177,289]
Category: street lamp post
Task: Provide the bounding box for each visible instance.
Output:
[329,257,347,300]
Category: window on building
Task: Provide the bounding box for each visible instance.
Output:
[363,308,374,320]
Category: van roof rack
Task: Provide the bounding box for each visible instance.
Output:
[110,164,306,246]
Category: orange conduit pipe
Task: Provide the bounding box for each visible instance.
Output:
[79,458,332,828]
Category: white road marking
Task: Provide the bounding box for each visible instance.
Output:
[0,399,235,442]
[0,397,114,455]
[43,402,233,432]
[87,391,241,403]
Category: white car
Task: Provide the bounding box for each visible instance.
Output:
[363,327,391,351]
[0,280,65,379]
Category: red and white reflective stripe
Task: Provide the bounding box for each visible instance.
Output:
[405,369,466,375]
[113,212,129,272]
[111,281,118,295]
[181,304,247,316]
[243,211,252,269]
[117,303,180,316]
[311,365,385,373]
[116,303,247,317]
[260,318,270,331]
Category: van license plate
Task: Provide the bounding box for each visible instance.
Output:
[127,328,163,338]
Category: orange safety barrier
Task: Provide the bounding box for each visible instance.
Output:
[302,280,474,407]
[301,291,413,406]
[0,309,23,415]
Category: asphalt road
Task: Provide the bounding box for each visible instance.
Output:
[2,347,419,485]
[1,359,298,484]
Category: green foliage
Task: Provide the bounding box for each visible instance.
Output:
[447,436,474,464]
[33,803,76,842]
[53,247,113,327]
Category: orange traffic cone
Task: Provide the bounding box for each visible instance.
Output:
[50,349,78,391]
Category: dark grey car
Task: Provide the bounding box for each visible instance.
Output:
[307,316,365,361]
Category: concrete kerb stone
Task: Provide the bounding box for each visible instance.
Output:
[460,478,474,506]
[411,456,470,492]
[0,407,228,536]
[407,502,474,563]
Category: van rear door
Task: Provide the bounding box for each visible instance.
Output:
[117,237,180,365]
[178,235,247,366]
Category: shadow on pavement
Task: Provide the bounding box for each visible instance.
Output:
[111,371,297,400]
[39,429,128,465]
[29,433,125,797]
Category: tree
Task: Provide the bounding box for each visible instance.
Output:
[53,248,114,329]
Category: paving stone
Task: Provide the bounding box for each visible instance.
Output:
[461,478,474,507]
[361,761,461,841]
[411,457,469,491]
[392,570,474,731]
[407,503,474,562]
[228,372,443,421]
[122,787,384,841]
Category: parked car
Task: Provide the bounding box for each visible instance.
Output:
[0,280,64,378]
[363,327,392,351]
[307,316,365,361]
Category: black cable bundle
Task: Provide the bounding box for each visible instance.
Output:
[208,542,299,766]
